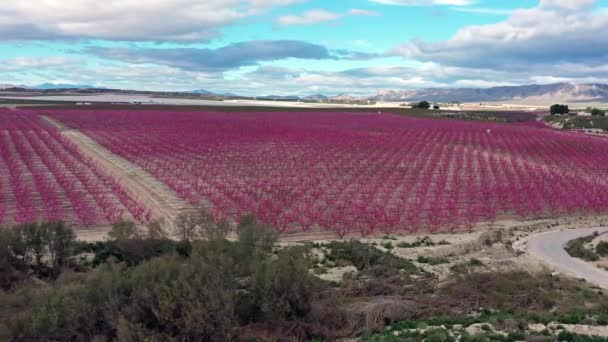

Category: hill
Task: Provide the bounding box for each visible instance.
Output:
[369,83,608,104]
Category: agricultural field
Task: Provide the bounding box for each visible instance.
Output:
[0,109,149,226]
[29,108,608,236]
[6,107,608,341]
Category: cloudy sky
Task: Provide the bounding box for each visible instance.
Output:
[1,0,607,95]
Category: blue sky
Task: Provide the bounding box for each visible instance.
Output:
[0,0,607,95]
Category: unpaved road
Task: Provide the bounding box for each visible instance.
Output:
[42,116,192,236]
[528,227,608,289]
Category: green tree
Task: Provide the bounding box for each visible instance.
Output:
[45,221,75,271]
[413,101,431,109]
[550,104,570,115]
[21,223,48,270]
[591,108,606,117]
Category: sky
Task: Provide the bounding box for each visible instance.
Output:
[0,0,607,96]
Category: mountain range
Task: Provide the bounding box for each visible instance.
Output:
[0,83,100,90]
[277,83,608,104]
[367,83,608,104]
[2,82,608,104]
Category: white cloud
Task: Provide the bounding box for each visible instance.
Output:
[0,57,79,71]
[392,0,608,71]
[370,0,472,6]
[277,8,381,26]
[539,0,595,10]
[348,9,380,16]
[0,0,302,42]
[5,56,608,96]
[449,7,513,15]
[277,9,342,25]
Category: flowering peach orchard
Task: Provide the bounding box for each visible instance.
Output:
[0,110,149,226]
[24,109,608,235]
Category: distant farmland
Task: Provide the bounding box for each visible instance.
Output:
[19,109,608,236]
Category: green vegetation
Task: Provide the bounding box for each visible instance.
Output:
[596,241,608,257]
[0,216,324,341]
[417,255,450,265]
[396,236,450,248]
[591,108,606,117]
[0,221,75,289]
[545,115,608,131]
[324,240,416,273]
[449,258,485,273]
[565,234,599,261]
[550,104,570,115]
[412,101,431,109]
[363,305,608,342]
[3,218,608,341]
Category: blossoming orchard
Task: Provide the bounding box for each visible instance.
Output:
[0,110,149,226]
[14,109,605,236]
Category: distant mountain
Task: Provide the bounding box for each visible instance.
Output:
[32,83,101,90]
[189,89,215,95]
[257,95,301,101]
[369,83,608,104]
[331,94,360,101]
[0,84,17,90]
[220,92,238,97]
[304,94,328,101]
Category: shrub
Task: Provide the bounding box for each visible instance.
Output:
[396,236,439,248]
[0,221,75,286]
[565,236,599,261]
[413,101,431,109]
[417,256,449,265]
[0,216,320,341]
[325,240,414,273]
[550,104,570,115]
[596,241,608,257]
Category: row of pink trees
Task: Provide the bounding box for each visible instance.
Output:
[0,110,150,226]
[45,109,608,235]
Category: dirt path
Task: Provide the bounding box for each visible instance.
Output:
[527,227,608,289]
[42,116,193,235]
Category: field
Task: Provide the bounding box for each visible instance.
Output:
[19,108,608,236]
[6,107,608,341]
[0,109,149,226]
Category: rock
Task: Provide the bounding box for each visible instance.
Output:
[466,323,490,336]
[453,324,463,331]
[528,323,546,333]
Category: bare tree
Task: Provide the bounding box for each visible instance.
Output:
[175,210,203,242]
[108,220,139,241]
[146,218,169,240]
[175,208,234,242]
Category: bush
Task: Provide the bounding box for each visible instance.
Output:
[0,221,75,288]
[417,256,449,265]
[550,104,570,115]
[596,241,608,257]
[412,101,431,109]
[325,240,415,273]
[0,216,321,341]
[396,236,442,248]
[565,236,599,261]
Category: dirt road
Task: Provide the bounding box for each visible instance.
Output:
[527,227,608,289]
[42,116,192,236]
